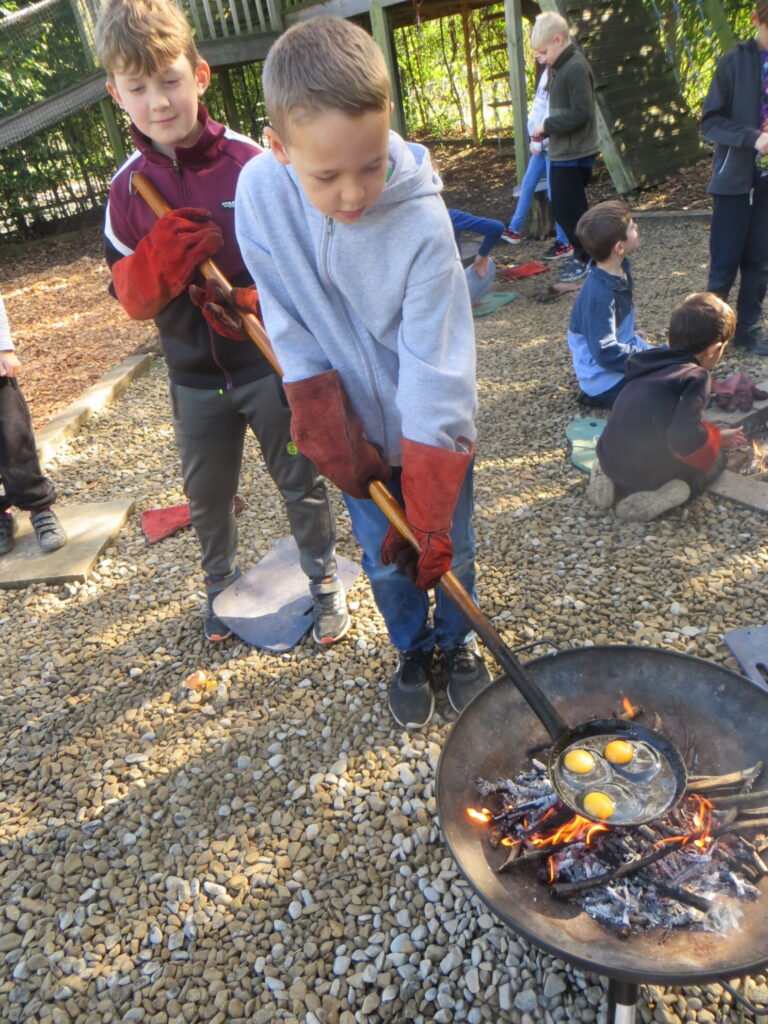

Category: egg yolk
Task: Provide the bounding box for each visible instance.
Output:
[563,748,595,774]
[604,739,634,765]
[583,791,616,820]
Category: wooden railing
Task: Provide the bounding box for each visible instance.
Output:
[180,0,283,40]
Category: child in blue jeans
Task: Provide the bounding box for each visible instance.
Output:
[502,64,571,260]
[235,17,492,730]
[448,208,504,303]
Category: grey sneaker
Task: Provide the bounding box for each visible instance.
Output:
[445,639,492,713]
[587,461,615,510]
[0,510,15,556]
[557,258,587,283]
[614,480,690,523]
[389,649,435,728]
[30,508,67,553]
[204,568,239,642]
[310,575,350,645]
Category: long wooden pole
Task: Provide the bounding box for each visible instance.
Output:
[129,170,569,735]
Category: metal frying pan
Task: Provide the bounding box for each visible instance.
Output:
[132,171,685,824]
[368,484,687,826]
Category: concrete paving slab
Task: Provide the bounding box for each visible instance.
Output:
[36,353,152,467]
[707,469,768,513]
[0,500,134,590]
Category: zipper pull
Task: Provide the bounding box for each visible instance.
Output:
[173,159,181,177]
[750,187,755,206]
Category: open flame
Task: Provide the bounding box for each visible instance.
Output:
[529,813,609,849]
[622,697,636,718]
[467,807,492,824]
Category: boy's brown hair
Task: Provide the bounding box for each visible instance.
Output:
[576,200,633,262]
[530,11,570,47]
[95,0,200,79]
[263,17,391,138]
[668,292,736,354]
[756,0,768,26]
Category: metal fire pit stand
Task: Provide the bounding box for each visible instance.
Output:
[435,645,768,1024]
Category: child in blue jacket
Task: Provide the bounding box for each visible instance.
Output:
[566,201,651,407]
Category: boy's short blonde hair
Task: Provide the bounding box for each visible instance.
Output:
[263,17,391,138]
[530,11,570,48]
[95,0,200,79]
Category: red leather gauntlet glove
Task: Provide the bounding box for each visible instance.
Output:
[189,281,261,341]
[381,437,474,590]
[283,370,391,499]
[111,207,224,320]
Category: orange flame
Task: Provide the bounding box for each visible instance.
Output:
[622,697,636,718]
[530,814,609,848]
[467,807,492,824]
[658,794,714,849]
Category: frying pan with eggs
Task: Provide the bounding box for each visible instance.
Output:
[369,484,687,827]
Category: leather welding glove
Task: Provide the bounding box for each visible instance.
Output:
[283,369,391,499]
[111,208,224,320]
[189,281,261,341]
[381,437,474,590]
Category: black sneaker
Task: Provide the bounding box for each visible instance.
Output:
[445,640,492,713]
[541,241,573,261]
[204,569,239,642]
[30,508,67,553]
[0,510,15,556]
[733,324,768,349]
[389,649,435,728]
[310,576,350,645]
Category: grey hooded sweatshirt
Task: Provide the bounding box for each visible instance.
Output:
[234,132,477,466]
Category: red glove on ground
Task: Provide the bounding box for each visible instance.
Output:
[381,437,474,590]
[283,370,391,499]
[111,208,223,320]
[189,281,261,341]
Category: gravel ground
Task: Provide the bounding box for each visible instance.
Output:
[2,216,768,1023]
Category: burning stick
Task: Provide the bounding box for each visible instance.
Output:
[686,762,763,793]
[707,789,768,810]
[549,839,686,899]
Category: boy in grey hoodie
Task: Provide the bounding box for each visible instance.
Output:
[235,16,491,729]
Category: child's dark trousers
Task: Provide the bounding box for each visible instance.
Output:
[707,177,768,333]
[549,164,592,262]
[0,377,55,513]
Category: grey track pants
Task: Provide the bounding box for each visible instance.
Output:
[170,374,337,583]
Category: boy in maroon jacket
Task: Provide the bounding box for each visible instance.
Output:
[95,0,347,644]
[589,293,746,522]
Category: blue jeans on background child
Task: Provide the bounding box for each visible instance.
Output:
[509,151,569,246]
[343,464,478,654]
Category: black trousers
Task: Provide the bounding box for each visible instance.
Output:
[707,180,768,332]
[0,377,55,513]
[549,163,593,263]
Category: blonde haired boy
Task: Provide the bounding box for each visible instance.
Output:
[95,0,347,645]
[235,16,491,729]
[529,10,599,283]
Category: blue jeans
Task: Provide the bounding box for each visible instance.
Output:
[342,464,478,653]
[509,151,569,247]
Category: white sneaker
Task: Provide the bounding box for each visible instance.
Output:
[614,480,690,522]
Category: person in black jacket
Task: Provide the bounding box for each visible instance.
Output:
[588,293,745,522]
[701,2,768,352]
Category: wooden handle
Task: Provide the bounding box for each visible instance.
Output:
[130,171,567,735]
[130,171,283,376]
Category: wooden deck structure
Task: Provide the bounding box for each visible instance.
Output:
[0,0,733,192]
